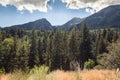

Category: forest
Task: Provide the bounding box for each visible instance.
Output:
[0,22,120,73]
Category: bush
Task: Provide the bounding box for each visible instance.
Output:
[10,65,49,80]
[30,65,49,74]
[0,68,5,74]
[84,59,95,69]
[28,65,49,80]
[10,70,28,80]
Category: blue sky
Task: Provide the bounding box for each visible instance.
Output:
[0,0,89,27]
[0,0,119,27]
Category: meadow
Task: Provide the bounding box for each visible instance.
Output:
[0,66,120,80]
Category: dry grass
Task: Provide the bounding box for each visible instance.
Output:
[46,70,81,80]
[0,70,120,80]
[82,70,119,80]
[0,74,11,80]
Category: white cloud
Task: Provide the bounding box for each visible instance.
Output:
[61,0,120,14]
[0,0,119,13]
[0,0,49,13]
[85,8,96,14]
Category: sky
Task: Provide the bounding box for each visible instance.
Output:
[0,0,120,27]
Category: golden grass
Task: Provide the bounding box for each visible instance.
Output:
[46,70,81,80]
[0,70,120,80]
[0,74,11,80]
[82,70,119,80]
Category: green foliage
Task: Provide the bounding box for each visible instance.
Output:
[0,68,5,74]
[10,70,28,80]
[30,65,49,74]
[84,59,95,69]
[0,26,120,73]
[29,65,49,80]
[3,38,14,46]
[116,60,120,68]
[79,22,93,69]
[28,30,39,68]
[97,40,120,69]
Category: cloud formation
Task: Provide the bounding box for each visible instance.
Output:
[61,0,120,14]
[0,0,48,12]
[0,0,120,13]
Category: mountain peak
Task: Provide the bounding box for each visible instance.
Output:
[40,18,48,21]
[8,18,54,30]
[35,18,49,23]
[58,17,83,30]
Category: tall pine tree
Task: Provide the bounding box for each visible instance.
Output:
[28,30,39,68]
[79,21,93,69]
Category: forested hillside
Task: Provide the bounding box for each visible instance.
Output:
[6,18,54,30]
[0,22,120,73]
[77,5,120,29]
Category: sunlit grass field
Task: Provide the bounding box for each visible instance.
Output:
[0,66,120,80]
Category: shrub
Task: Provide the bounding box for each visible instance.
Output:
[9,65,49,80]
[28,65,49,80]
[10,70,28,80]
[84,59,95,69]
[0,68,5,74]
[29,65,49,74]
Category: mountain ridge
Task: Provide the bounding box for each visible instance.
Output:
[76,5,120,29]
[58,17,83,30]
[7,18,54,30]
[3,5,120,30]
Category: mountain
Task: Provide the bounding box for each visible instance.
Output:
[58,17,83,30]
[4,5,120,30]
[77,5,120,29]
[9,18,54,30]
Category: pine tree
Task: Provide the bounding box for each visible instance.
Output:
[69,26,79,70]
[28,30,39,68]
[38,38,44,65]
[52,30,64,70]
[105,29,113,43]
[96,35,108,55]
[18,46,28,71]
[69,26,78,59]
[61,31,70,70]
[1,37,17,72]
[79,22,93,69]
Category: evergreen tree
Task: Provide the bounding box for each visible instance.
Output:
[38,38,44,65]
[28,30,39,68]
[1,37,17,72]
[105,29,113,43]
[18,46,28,71]
[61,31,70,70]
[52,30,63,70]
[43,34,53,71]
[79,22,93,69]
[69,26,79,70]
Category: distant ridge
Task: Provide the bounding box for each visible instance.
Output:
[77,5,120,29]
[7,18,54,30]
[58,17,83,30]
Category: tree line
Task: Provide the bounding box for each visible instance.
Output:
[0,22,120,73]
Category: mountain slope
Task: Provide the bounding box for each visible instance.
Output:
[10,18,54,30]
[59,17,83,30]
[77,5,120,29]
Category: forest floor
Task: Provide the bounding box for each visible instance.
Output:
[0,70,120,80]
